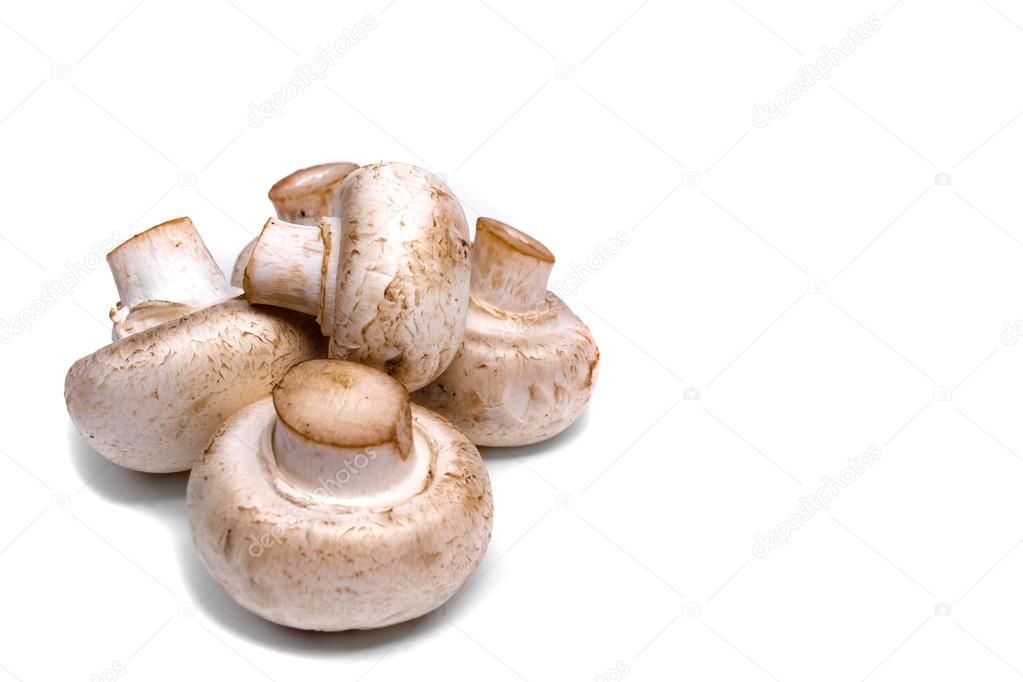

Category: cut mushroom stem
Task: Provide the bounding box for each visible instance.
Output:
[471,217,555,313]
[106,217,239,340]
[188,358,493,630]
[413,217,599,446]
[268,162,359,224]
[231,161,358,288]
[108,217,235,309]
[271,360,429,507]
[243,218,324,317]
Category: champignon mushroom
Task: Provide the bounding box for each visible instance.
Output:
[66,300,326,473]
[413,217,599,446]
[66,223,326,473]
[243,162,472,391]
[188,359,493,631]
[230,162,359,287]
[108,217,238,339]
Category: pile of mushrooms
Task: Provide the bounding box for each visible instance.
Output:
[65,160,599,631]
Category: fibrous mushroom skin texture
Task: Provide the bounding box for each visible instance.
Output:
[413,218,600,446]
[231,162,359,287]
[331,163,471,390]
[188,360,493,631]
[65,300,326,473]
[244,162,472,392]
[414,295,598,446]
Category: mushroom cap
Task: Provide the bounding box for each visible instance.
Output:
[413,294,599,446]
[65,300,326,473]
[187,396,493,631]
[268,162,359,225]
[329,162,472,391]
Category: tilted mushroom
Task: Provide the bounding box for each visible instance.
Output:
[66,225,326,473]
[188,359,493,631]
[108,217,238,339]
[243,162,472,391]
[230,162,359,287]
[413,218,599,446]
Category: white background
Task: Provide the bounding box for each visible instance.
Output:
[2,0,1022,680]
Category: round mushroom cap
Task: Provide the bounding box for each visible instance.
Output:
[65,300,326,473]
[187,394,493,631]
[414,294,599,446]
[330,162,472,391]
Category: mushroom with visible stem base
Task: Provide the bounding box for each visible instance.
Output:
[107,217,238,339]
[66,223,326,473]
[230,162,359,287]
[413,217,599,446]
[243,162,472,391]
[188,359,493,631]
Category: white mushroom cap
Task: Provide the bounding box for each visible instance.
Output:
[244,162,472,391]
[107,217,238,340]
[229,162,360,288]
[65,300,326,473]
[414,218,599,446]
[188,359,493,631]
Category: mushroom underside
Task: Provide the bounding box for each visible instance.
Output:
[188,398,493,631]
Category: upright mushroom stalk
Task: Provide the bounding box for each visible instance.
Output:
[413,218,600,446]
[243,162,472,391]
[188,359,493,631]
[108,217,238,339]
[230,162,358,287]
[66,225,326,473]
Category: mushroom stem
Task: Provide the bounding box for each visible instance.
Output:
[107,217,235,308]
[230,238,258,288]
[243,218,325,317]
[270,360,428,507]
[471,217,555,313]
[269,162,359,225]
